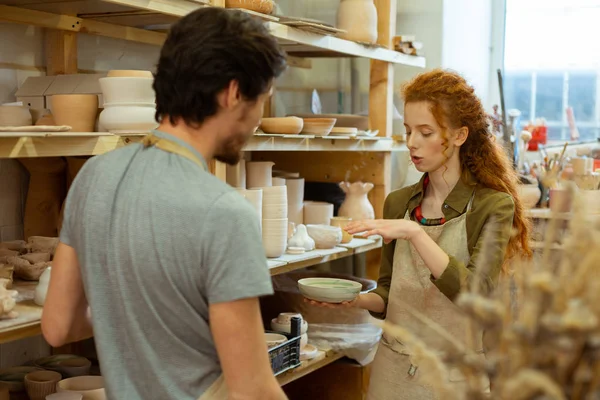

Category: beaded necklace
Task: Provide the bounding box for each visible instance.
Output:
[414,175,447,226]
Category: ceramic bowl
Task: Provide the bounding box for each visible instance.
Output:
[260,117,303,134]
[98,104,158,134]
[0,366,43,392]
[277,312,302,324]
[24,370,62,400]
[99,77,155,105]
[0,105,32,126]
[271,318,308,335]
[306,224,342,249]
[298,277,362,303]
[34,354,91,378]
[106,70,153,78]
[46,393,83,400]
[265,333,287,348]
[300,333,308,349]
[300,118,337,136]
[56,376,105,400]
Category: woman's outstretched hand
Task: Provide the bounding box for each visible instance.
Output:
[345,219,422,243]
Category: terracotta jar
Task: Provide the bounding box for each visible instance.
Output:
[336,0,378,44]
[338,181,375,220]
[51,94,98,132]
[18,158,67,238]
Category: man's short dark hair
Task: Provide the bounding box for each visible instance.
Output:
[153,7,287,125]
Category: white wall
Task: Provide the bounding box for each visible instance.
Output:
[442,0,493,106]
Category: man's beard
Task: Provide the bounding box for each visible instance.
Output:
[214,134,245,165]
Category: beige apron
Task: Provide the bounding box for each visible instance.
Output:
[367,196,486,400]
[143,133,229,400]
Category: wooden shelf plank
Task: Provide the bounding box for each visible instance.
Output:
[0,133,408,158]
[0,281,43,345]
[28,0,424,65]
[269,238,381,276]
[278,349,343,386]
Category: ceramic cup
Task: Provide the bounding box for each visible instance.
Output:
[549,188,573,213]
[24,370,62,400]
[330,216,353,243]
[277,312,302,325]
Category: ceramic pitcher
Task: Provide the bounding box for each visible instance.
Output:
[336,0,378,44]
[338,181,375,220]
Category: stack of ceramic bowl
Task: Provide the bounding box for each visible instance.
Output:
[270,312,315,358]
[98,70,158,134]
[286,178,305,225]
[262,186,287,258]
[235,188,263,232]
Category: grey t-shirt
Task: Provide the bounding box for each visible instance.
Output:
[60,130,273,400]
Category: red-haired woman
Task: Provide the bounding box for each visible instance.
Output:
[313,69,531,399]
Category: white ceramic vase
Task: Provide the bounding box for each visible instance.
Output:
[338,182,375,220]
[34,267,51,306]
[98,104,158,134]
[99,77,155,105]
[336,0,378,44]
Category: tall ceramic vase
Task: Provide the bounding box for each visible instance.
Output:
[338,182,375,220]
[336,0,378,44]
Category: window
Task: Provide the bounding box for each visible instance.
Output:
[503,0,600,142]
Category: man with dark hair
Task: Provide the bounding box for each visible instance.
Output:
[41,7,288,400]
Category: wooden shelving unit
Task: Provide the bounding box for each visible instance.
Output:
[0,0,423,392]
[0,132,408,158]
[277,349,344,386]
[0,1,425,66]
[0,238,380,345]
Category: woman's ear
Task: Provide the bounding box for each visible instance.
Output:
[453,126,469,146]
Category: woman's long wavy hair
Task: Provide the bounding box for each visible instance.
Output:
[401,69,532,268]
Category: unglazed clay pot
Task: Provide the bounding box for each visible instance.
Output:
[225,0,274,14]
[18,158,67,238]
[338,181,375,220]
[50,95,98,132]
[336,0,378,44]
